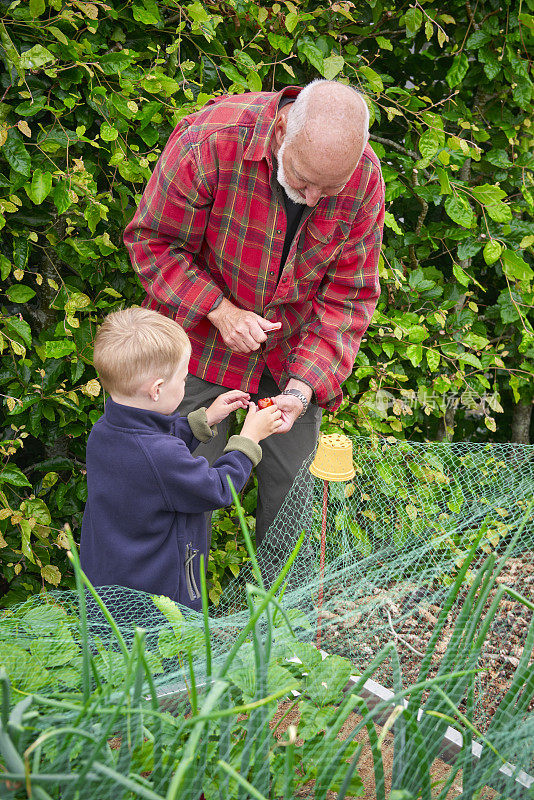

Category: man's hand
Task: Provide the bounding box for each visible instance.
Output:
[207,298,281,354]
[205,390,250,426]
[271,379,313,434]
[270,393,303,434]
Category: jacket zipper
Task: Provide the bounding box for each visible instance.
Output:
[185,542,200,601]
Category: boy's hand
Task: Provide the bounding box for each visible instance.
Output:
[206,390,250,426]
[240,401,282,443]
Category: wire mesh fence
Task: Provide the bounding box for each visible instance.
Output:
[1,438,533,798]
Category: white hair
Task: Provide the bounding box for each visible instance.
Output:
[285,79,370,145]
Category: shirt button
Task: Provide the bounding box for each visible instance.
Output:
[276,229,282,234]
[269,270,275,276]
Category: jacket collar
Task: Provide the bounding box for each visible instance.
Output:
[243,86,301,163]
[104,396,180,434]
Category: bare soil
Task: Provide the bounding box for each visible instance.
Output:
[319,552,534,730]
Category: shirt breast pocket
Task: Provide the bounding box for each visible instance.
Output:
[295,218,351,282]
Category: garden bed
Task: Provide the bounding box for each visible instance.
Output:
[270,700,498,800]
[319,551,534,731]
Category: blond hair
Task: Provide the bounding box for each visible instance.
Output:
[93,308,190,397]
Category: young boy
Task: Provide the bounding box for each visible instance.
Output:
[80,308,281,610]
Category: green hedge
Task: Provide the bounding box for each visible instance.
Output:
[0,0,532,604]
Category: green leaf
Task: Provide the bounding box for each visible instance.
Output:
[84,203,103,234]
[483,240,502,266]
[466,31,489,48]
[285,11,298,32]
[53,181,72,214]
[376,36,393,51]
[445,194,475,228]
[446,53,469,87]
[221,63,246,87]
[5,316,32,347]
[99,51,134,75]
[267,33,293,54]
[322,54,344,81]
[100,122,119,142]
[436,167,451,195]
[44,340,76,358]
[463,332,488,350]
[486,149,511,168]
[29,0,45,17]
[304,654,353,705]
[6,284,36,303]
[479,47,500,81]
[0,464,32,487]
[246,70,262,92]
[403,7,423,37]
[3,130,31,176]
[457,239,482,260]
[299,701,336,738]
[41,564,61,586]
[418,129,440,160]
[19,45,55,70]
[459,352,482,370]
[384,211,402,234]
[452,263,470,286]
[298,41,324,73]
[406,343,423,366]
[0,254,10,280]
[48,25,69,45]
[501,250,534,283]
[426,349,440,371]
[470,184,507,205]
[28,169,52,204]
[360,65,383,93]
[13,239,29,271]
[132,5,159,24]
[24,497,51,524]
[485,201,512,223]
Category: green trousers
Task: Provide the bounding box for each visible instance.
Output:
[178,370,322,544]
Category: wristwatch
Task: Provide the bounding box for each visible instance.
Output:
[282,388,309,418]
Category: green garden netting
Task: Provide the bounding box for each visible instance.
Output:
[1,438,533,799]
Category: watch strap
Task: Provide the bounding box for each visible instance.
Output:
[282,388,309,418]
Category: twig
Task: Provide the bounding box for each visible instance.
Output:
[465,0,480,31]
[386,607,426,657]
[409,169,429,270]
[369,134,419,161]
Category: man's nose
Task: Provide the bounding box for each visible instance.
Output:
[305,186,322,206]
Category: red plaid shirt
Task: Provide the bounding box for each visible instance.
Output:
[124,88,384,411]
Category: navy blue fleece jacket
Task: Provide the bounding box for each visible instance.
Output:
[80,398,261,610]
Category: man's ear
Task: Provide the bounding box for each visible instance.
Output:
[148,377,164,402]
[273,110,288,150]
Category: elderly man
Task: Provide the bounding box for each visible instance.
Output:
[124,79,384,544]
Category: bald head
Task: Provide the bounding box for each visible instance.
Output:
[273,80,370,206]
[287,80,369,159]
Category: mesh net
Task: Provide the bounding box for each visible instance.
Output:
[1,437,533,799]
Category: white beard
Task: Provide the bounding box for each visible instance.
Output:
[276,139,307,205]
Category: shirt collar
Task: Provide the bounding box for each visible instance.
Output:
[243,86,301,163]
[104,396,181,434]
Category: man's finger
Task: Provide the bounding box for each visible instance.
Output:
[258,319,282,332]
[248,320,268,344]
[228,400,247,411]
